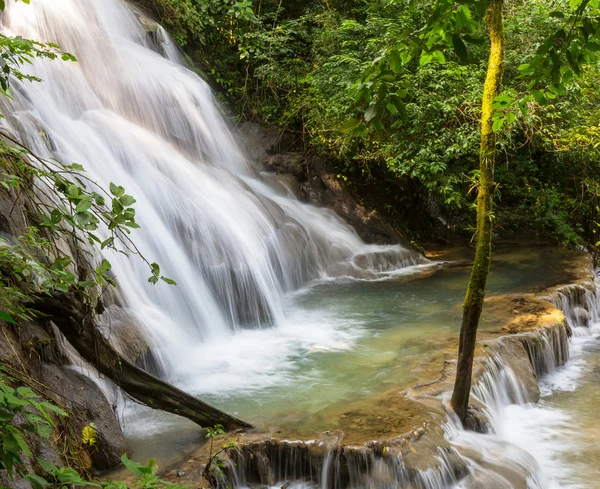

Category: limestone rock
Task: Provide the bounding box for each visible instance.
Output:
[571,306,591,327]
[97,305,154,367]
[487,336,540,403]
[41,364,127,470]
[264,153,305,180]
[238,122,280,164]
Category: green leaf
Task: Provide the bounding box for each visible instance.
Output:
[549,11,565,18]
[78,281,96,288]
[492,117,504,132]
[119,195,136,207]
[160,276,177,285]
[55,283,69,293]
[109,183,125,198]
[0,310,16,325]
[121,455,146,477]
[432,51,446,65]
[389,49,402,74]
[419,53,433,66]
[7,426,31,457]
[0,0,5,11]
[24,474,49,489]
[586,41,600,52]
[364,104,378,122]
[67,184,80,198]
[452,35,468,62]
[464,34,485,45]
[566,49,581,75]
[75,198,92,213]
[531,90,546,104]
[339,118,361,133]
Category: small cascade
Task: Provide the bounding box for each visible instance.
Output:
[216,280,599,489]
[444,280,600,489]
[470,355,528,431]
[519,325,571,377]
[223,440,463,489]
[555,284,598,331]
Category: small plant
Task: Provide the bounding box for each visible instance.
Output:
[202,425,239,488]
[0,368,188,488]
[102,455,189,489]
[0,368,67,487]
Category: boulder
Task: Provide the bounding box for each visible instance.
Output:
[264,153,305,180]
[41,364,128,471]
[238,122,280,164]
[97,306,154,366]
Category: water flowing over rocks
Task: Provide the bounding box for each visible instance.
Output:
[238,121,409,246]
[162,251,596,489]
[1,0,599,485]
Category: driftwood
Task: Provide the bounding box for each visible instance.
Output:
[35,293,252,431]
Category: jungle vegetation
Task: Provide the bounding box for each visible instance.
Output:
[138,0,600,251]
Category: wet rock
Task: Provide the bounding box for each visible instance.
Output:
[238,123,410,246]
[264,153,305,180]
[487,336,540,403]
[97,306,156,370]
[41,364,127,470]
[238,122,280,164]
[464,405,489,434]
[571,306,591,327]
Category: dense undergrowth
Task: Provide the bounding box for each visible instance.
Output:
[136,0,600,248]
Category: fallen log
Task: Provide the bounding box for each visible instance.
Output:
[34,293,252,431]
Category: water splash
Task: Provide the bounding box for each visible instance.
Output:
[0,0,423,382]
[446,282,600,489]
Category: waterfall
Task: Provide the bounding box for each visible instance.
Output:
[0,0,423,382]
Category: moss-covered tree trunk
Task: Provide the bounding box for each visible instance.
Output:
[450,0,505,425]
[34,293,252,431]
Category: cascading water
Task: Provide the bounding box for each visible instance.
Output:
[0,0,423,387]
[3,2,600,488]
[444,284,600,489]
[213,282,600,489]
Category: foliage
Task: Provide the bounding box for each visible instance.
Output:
[0,0,77,92]
[0,368,66,487]
[0,2,182,486]
[0,1,176,322]
[203,424,238,488]
[0,369,187,489]
[143,0,600,248]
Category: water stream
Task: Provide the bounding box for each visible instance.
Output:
[1,2,599,488]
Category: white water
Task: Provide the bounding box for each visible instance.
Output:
[2,2,599,488]
[0,0,422,391]
[445,285,600,489]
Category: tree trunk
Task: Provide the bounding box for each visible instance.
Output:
[35,293,252,431]
[450,0,505,425]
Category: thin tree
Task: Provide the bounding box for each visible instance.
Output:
[450,0,505,424]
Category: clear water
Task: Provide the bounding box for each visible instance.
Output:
[120,246,585,463]
[494,322,600,488]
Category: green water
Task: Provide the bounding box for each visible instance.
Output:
[124,245,584,462]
